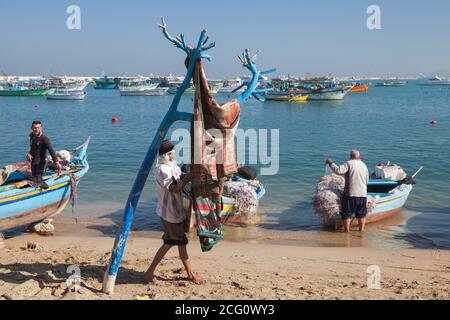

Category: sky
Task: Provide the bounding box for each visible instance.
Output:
[1,0,450,78]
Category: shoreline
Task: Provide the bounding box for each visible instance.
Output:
[1,225,449,300]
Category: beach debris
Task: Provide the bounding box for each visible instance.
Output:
[134,294,151,300]
[26,241,43,252]
[2,279,41,300]
[29,219,55,235]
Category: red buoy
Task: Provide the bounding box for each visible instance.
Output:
[112,117,119,123]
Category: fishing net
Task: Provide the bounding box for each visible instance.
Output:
[313,174,377,220]
[312,174,344,220]
[223,180,258,221]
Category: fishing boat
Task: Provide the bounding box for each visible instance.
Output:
[218,78,245,94]
[297,79,352,100]
[94,73,120,89]
[349,83,369,93]
[375,80,407,87]
[0,87,55,97]
[0,79,55,96]
[171,81,223,94]
[307,86,352,100]
[118,77,162,96]
[47,88,86,100]
[418,75,450,86]
[265,90,308,101]
[324,179,413,230]
[0,138,90,232]
[47,76,90,91]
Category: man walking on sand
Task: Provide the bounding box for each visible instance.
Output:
[144,140,203,285]
[326,150,369,233]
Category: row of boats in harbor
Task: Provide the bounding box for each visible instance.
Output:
[1,73,449,101]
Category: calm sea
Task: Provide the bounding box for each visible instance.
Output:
[1,82,449,249]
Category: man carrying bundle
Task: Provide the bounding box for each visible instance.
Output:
[144,140,203,285]
[326,150,369,233]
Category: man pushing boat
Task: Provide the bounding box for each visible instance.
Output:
[27,121,61,189]
[326,150,369,233]
[144,140,203,285]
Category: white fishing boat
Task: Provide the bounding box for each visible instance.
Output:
[418,74,450,86]
[118,77,161,96]
[47,89,86,100]
[307,86,352,100]
[218,78,245,94]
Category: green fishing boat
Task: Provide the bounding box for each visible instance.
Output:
[0,87,55,96]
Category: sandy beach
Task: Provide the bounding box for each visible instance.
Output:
[1,225,449,300]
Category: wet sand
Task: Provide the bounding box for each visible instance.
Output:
[1,223,449,300]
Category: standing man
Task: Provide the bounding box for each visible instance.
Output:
[27,121,61,188]
[144,140,203,285]
[326,150,369,233]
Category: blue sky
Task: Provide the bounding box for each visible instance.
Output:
[1,0,450,77]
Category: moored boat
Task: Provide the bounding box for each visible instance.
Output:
[324,179,413,230]
[218,78,245,94]
[307,86,352,100]
[349,83,369,93]
[0,86,55,97]
[375,80,407,87]
[94,73,120,89]
[118,77,162,96]
[417,75,450,86]
[47,89,86,100]
[265,90,309,101]
[0,138,90,232]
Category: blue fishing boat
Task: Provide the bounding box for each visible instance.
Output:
[0,138,90,232]
[324,179,414,230]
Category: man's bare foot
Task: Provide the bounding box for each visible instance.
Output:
[188,273,203,285]
[143,272,159,284]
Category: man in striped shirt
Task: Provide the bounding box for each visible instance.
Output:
[327,150,369,233]
[144,140,203,285]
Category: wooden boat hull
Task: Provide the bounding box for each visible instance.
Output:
[268,95,308,102]
[120,88,168,96]
[47,93,86,100]
[307,87,351,100]
[349,84,369,93]
[0,139,90,232]
[0,88,55,96]
[324,183,412,230]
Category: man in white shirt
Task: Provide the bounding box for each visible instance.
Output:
[326,150,369,233]
[144,140,203,285]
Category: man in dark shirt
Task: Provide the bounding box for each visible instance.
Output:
[27,121,61,186]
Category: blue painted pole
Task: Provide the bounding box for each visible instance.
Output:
[102,19,273,294]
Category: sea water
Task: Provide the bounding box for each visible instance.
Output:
[1,82,449,249]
